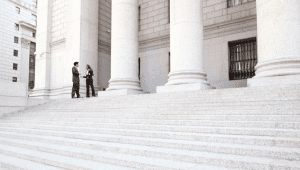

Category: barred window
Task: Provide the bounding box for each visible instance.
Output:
[14,50,18,57]
[138,6,141,31]
[13,63,18,70]
[229,37,257,80]
[14,36,18,43]
[12,77,17,82]
[227,0,255,8]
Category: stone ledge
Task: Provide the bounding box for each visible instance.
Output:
[247,74,300,87]
[157,83,214,94]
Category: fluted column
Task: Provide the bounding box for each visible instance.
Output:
[157,0,211,93]
[248,0,300,87]
[106,0,143,92]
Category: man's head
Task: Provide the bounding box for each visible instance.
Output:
[74,62,79,67]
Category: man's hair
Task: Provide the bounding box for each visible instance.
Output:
[74,62,79,66]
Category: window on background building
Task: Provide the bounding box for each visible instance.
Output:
[33,0,37,7]
[33,32,36,38]
[32,14,37,26]
[228,37,257,80]
[13,63,18,70]
[14,36,18,43]
[16,7,20,14]
[13,50,18,57]
[227,0,255,8]
[15,24,19,31]
[12,77,17,82]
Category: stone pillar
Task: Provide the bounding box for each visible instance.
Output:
[101,0,143,96]
[157,0,211,93]
[20,38,31,85]
[63,0,99,97]
[248,0,300,87]
[31,0,52,99]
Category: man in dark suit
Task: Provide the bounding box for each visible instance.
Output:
[72,62,81,98]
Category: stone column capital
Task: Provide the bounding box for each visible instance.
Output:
[21,38,31,49]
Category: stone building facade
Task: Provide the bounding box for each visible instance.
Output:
[0,0,37,89]
[32,0,300,98]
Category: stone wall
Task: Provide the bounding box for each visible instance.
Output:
[51,0,67,42]
[138,0,257,91]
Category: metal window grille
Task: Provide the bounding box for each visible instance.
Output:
[227,0,255,8]
[13,63,18,70]
[14,50,18,57]
[168,0,170,23]
[138,58,141,79]
[12,77,17,82]
[229,37,257,80]
[138,6,141,31]
[14,36,18,43]
[15,24,19,31]
[168,52,170,73]
[16,7,20,14]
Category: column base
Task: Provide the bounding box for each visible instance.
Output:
[247,74,300,87]
[98,89,146,96]
[156,83,214,94]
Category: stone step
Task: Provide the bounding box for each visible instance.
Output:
[0,137,227,170]
[0,134,299,170]
[36,100,300,109]
[1,126,299,148]
[16,109,300,116]
[0,153,61,170]
[9,114,300,122]
[2,119,300,130]
[0,145,143,170]
[28,104,300,112]
[1,122,300,141]
[0,131,299,163]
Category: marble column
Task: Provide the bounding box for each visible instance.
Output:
[248,0,300,87]
[157,0,211,93]
[31,0,52,99]
[103,0,143,95]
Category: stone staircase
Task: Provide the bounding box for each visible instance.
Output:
[0,85,299,170]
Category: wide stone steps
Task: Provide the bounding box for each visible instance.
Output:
[0,129,299,170]
[2,119,300,130]
[1,85,299,169]
[0,153,62,170]
[8,114,300,122]
[0,135,231,170]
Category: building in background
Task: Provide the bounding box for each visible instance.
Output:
[32,0,300,98]
[0,0,37,90]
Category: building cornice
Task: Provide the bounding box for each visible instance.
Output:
[203,15,257,32]
[6,0,37,14]
[19,21,36,32]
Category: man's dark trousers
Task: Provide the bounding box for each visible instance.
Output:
[72,66,80,98]
[72,83,80,98]
[86,79,95,97]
